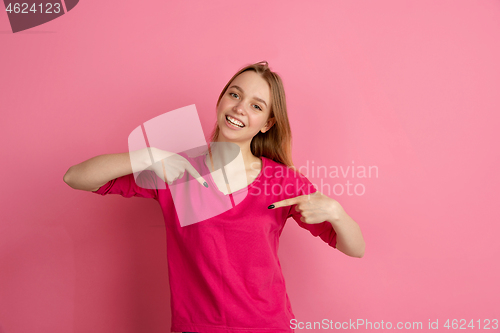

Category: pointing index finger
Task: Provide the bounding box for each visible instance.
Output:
[268,194,310,209]
[183,160,209,188]
[159,158,209,188]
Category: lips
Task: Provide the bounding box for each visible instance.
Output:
[225,114,245,127]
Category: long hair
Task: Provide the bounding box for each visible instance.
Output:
[208,61,296,169]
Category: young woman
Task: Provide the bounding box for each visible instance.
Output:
[64,61,365,333]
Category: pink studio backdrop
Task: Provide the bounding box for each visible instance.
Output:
[1,1,499,332]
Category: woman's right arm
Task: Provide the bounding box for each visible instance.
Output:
[63,148,154,192]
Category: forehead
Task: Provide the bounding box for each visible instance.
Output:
[231,71,270,103]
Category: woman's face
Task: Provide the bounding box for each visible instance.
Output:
[216,70,274,146]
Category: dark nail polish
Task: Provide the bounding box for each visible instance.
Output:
[268,204,275,209]
[203,182,208,188]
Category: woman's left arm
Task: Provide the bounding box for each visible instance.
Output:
[269,191,365,258]
[327,199,365,258]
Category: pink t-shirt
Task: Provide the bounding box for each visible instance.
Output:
[93,153,337,333]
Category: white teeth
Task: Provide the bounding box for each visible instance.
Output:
[226,115,244,127]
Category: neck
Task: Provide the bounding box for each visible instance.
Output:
[206,138,259,172]
[212,137,256,161]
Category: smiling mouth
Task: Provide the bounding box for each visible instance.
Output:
[226,115,245,128]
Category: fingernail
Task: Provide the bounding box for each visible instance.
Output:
[268,204,275,209]
[203,182,208,188]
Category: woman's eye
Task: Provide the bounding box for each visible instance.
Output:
[229,92,261,110]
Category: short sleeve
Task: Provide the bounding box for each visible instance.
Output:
[287,172,337,248]
[92,170,159,200]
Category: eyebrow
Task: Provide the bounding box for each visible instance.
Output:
[228,85,268,108]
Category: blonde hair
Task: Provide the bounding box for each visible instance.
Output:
[208,61,296,169]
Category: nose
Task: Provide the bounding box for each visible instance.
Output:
[233,99,247,115]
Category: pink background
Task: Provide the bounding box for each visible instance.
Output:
[1,1,499,332]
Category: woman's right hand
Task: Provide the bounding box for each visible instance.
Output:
[144,148,208,188]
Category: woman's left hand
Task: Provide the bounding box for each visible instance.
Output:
[268,191,341,224]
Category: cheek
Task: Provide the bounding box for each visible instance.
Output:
[250,115,267,128]
[217,99,230,116]
[216,105,225,119]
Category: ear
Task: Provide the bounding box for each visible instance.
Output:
[260,117,276,133]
